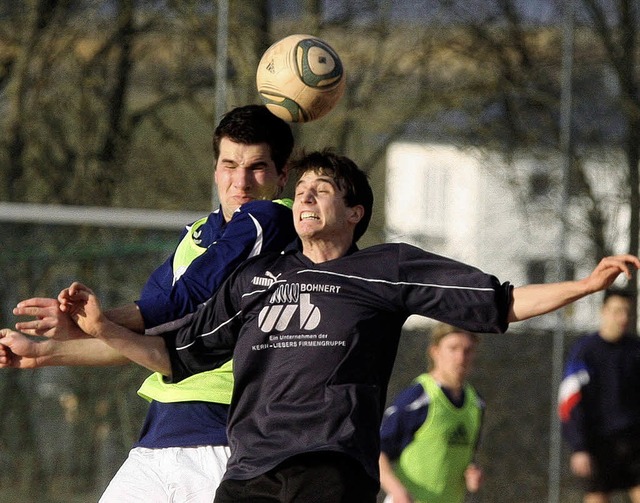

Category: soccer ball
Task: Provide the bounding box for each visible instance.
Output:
[256,34,346,123]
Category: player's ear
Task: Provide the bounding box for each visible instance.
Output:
[278,165,289,189]
[347,205,365,224]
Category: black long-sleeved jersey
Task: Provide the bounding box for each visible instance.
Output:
[166,241,513,483]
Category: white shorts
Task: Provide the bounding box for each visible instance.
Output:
[99,445,231,503]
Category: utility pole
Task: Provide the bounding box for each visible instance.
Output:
[547,1,574,502]
[213,0,228,209]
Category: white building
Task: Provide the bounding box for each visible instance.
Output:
[385,141,631,332]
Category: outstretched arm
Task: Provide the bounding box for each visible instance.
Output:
[59,282,171,376]
[509,254,639,322]
[15,298,145,338]
[12,297,135,366]
[0,329,129,368]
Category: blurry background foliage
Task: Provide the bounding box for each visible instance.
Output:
[0,0,639,501]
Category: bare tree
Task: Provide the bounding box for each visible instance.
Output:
[426,0,638,312]
[1,1,638,500]
[0,0,226,498]
[581,0,639,325]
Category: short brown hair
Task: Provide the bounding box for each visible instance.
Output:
[427,323,478,370]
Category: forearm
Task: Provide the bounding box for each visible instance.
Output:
[510,254,640,322]
[379,453,410,500]
[92,319,171,376]
[105,303,145,333]
[509,279,592,322]
[32,338,131,367]
[561,410,589,453]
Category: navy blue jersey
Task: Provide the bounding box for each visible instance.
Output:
[137,200,296,331]
[559,332,640,452]
[136,401,230,448]
[135,200,295,449]
[381,383,430,459]
[166,241,512,482]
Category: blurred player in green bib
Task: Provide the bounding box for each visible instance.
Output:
[379,323,483,503]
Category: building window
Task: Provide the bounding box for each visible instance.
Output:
[526,260,547,284]
[529,172,552,199]
[385,143,450,242]
[527,259,575,283]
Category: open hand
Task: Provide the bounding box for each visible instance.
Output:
[14,297,85,340]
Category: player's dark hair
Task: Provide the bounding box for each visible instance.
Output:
[290,149,374,243]
[603,288,636,305]
[212,105,294,174]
